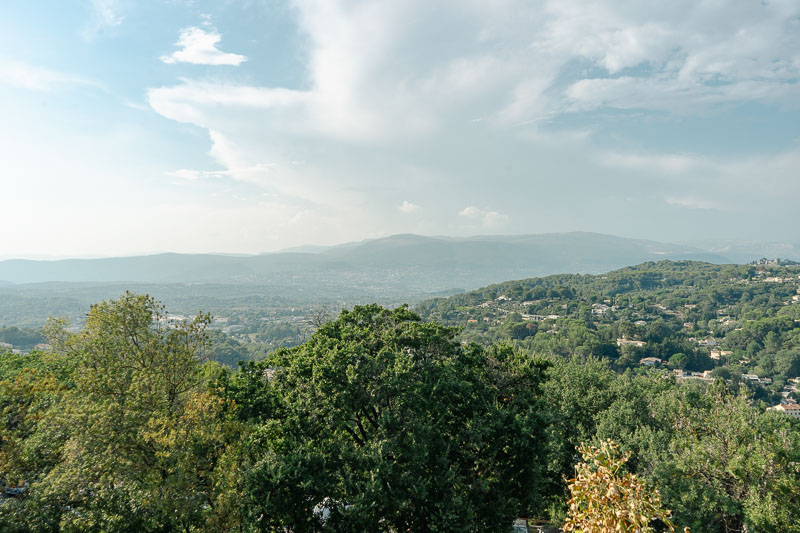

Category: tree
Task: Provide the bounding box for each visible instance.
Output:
[564,440,682,533]
[668,352,689,370]
[18,293,239,532]
[240,304,549,532]
[540,356,619,516]
[646,383,800,532]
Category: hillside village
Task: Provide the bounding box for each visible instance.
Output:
[417,260,800,410]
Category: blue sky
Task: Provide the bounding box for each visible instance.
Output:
[1,0,799,258]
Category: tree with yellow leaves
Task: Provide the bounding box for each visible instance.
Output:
[564,440,687,533]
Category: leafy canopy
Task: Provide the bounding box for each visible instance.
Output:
[240,304,549,532]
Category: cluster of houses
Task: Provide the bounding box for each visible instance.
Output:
[742,373,772,386]
[763,276,797,283]
[591,302,616,316]
[672,368,714,381]
[521,313,561,322]
[0,342,51,355]
[710,349,733,360]
[637,357,777,389]
[617,337,647,348]
[470,295,563,326]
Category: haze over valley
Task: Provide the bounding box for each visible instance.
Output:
[2,232,799,329]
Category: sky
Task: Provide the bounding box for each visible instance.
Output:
[1,0,799,259]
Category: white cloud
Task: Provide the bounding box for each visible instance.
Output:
[459,206,511,228]
[597,145,800,217]
[599,145,800,191]
[161,27,247,66]
[598,151,705,175]
[165,168,228,181]
[91,0,123,27]
[82,0,124,39]
[141,0,800,248]
[398,200,422,213]
[0,59,95,91]
[166,169,203,181]
[555,0,800,113]
[664,196,720,210]
[149,1,800,152]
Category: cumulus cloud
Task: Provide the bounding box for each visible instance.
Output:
[459,206,511,228]
[143,0,800,245]
[398,201,422,213]
[550,1,800,113]
[161,27,247,66]
[149,0,800,156]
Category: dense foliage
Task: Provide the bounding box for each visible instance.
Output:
[2,261,800,531]
[232,305,549,531]
[538,357,800,531]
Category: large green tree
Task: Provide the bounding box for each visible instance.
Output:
[7,293,240,532]
[238,304,548,532]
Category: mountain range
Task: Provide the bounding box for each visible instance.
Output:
[4,232,795,290]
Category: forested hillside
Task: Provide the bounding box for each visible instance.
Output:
[417,260,800,403]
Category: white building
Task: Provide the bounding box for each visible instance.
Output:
[768,403,800,419]
[640,357,662,367]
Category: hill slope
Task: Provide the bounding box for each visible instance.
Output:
[415,259,800,397]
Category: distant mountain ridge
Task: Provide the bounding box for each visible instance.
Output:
[681,240,800,265]
[0,232,737,289]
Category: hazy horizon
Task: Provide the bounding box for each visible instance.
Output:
[2,1,799,258]
[1,230,799,262]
